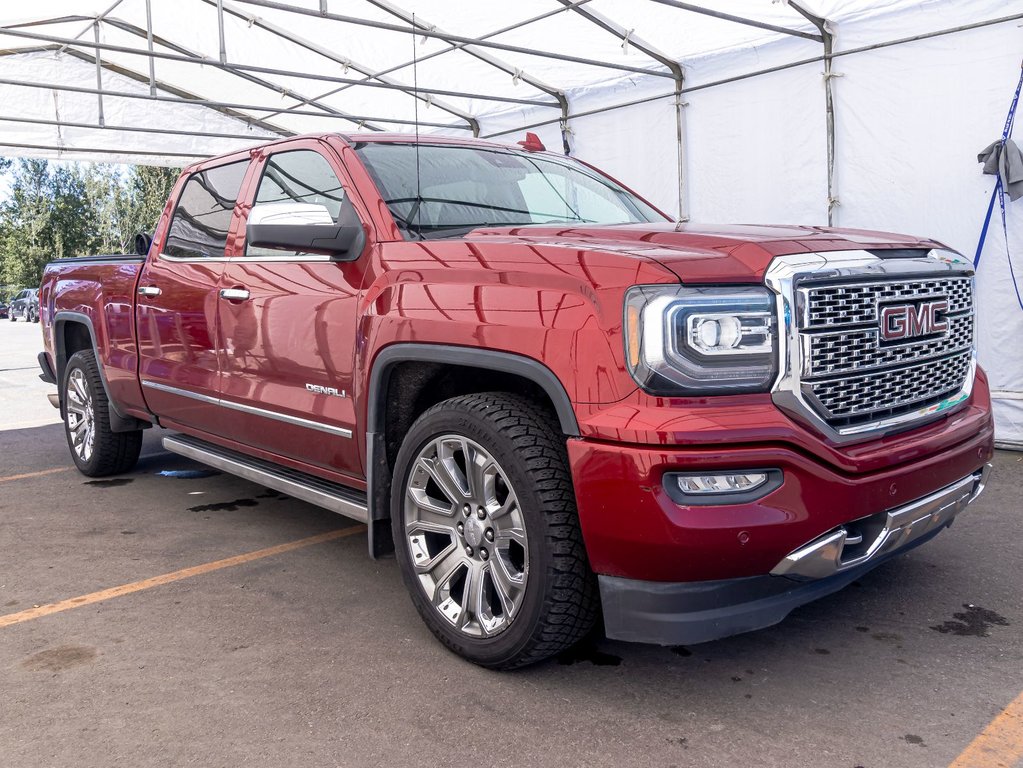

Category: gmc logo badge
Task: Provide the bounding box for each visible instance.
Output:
[879,300,948,342]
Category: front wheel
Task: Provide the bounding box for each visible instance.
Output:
[391,393,598,670]
[62,350,143,476]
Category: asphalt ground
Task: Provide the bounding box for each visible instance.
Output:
[1,319,1021,768]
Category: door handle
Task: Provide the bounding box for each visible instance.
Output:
[137,285,162,297]
[219,288,251,302]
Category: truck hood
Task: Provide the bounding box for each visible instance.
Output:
[469,222,945,283]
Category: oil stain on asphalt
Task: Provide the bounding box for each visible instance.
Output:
[83,478,133,488]
[931,604,1010,637]
[22,645,97,673]
[187,498,259,513]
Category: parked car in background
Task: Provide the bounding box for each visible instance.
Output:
[0,301,8,319]
[9,288,39,322]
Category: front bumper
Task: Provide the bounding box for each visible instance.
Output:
[600,466,989,645]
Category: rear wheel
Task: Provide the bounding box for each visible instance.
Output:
[391,392,598,669]
[62,350,143,477]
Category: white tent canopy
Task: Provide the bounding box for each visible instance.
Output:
[1,0,1021,446]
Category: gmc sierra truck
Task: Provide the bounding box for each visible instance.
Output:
[38,132,994,669]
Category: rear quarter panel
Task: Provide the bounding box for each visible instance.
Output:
[41,258,146,415]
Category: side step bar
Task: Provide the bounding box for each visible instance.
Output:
[163,434,368,523]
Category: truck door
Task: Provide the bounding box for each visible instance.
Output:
[136,159,250,434]
[215,143,367,482]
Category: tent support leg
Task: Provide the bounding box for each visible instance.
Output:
[789,2,837,225]
[674,77,689,223]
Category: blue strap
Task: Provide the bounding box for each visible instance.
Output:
[974,65,1023,311]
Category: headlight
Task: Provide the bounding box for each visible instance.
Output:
[624,285,778,395]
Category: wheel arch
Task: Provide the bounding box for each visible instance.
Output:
[53,311,147,433]
[365,344,580,559]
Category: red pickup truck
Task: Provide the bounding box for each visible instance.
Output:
[38,133,994,669]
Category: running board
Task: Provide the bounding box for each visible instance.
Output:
[163,434,368,523]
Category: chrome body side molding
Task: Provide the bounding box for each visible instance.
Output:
[142,380,353,439]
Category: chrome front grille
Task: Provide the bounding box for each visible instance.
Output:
[796,274,974,429]
[802,277,973,328]
[804,313,973,378]
[805,351,972,420]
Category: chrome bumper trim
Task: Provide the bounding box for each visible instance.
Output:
[771,465,991,581]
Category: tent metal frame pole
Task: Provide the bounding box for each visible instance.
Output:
[216,0,227,64]
[555,0,688,218]
[0,140,204,160]
[144,0,156,95]
[788,1,837,225]
[0,113,280,142]
[0,26,562,109]
[0,75,469,131]
[228,0,674,79]
[649,0,822,43]
[92,21,105,128]
[203,0,479,135]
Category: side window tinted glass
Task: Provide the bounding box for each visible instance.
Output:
[164,161,248,259]
[248,150,356,258]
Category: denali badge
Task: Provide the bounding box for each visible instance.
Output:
[879,300,948,342]
[306,383,347,398]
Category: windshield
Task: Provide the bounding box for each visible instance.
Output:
[354,142,668,240]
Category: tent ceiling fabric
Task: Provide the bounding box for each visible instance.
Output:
[0,0,889,165]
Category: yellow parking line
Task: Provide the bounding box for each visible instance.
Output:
[949,690,1023,768]
[0,466,71,484]
[0,526,366,628]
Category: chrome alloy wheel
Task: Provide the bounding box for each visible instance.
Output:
[65,368,96,463]
[404,435,529,638]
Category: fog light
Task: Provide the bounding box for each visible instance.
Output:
[664,469,783,506]
[677,473,768,494]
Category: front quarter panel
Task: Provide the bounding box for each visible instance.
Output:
[359,239,679,410]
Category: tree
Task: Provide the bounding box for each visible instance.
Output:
[0,159,180,292]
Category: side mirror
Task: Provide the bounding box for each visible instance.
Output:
[246,202,365,261]
[134,232,153,256]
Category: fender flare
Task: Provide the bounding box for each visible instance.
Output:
[53,311,149,433]
[364,343,580,559]
[367,343,579,437]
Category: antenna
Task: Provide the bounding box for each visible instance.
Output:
[411,13,423,239]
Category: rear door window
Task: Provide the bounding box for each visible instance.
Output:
[164,160,248,259]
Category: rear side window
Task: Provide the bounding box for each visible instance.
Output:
[164,161,248,259]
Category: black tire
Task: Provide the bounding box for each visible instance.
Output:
[30,308,39,323]
[391,392,599,670]
[61,349,143,477]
